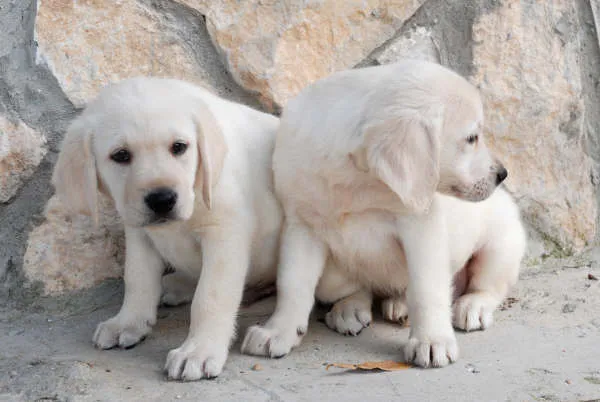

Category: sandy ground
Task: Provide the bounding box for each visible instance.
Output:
[1,256,600,402]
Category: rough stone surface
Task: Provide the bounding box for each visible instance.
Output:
[577,0,600,248]
[592,0,600,48]
[375,25,439,64]
[34,0,261,108]
[581,0,600,167]
[0,0,78,294]
[35,0,195,107]
[0,115,47,203]
[471,0,597,253]
[185,0,427,111]
[23,195,124,296]
[361,0,502,76]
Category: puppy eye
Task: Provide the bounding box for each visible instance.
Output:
[171,141,188,156]
[466,134,479,145]
[110,149,132,164]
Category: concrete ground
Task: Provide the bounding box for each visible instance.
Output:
[1,256,600,402]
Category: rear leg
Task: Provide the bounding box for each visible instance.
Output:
[316,261,372,336]
[453,230,525,331]
[161,271,196,307]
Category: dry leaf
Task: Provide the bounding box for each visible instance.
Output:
[251,363,263,371]
[326,360,411,372]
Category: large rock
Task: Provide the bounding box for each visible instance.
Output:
[181,0,426,111]
[34,0,207,107]
[471,0,597,253]
[0,115,47,203]
[23,195,125,295]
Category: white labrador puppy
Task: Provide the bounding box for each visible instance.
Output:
[242,61,526,368]
[52,77,282,380]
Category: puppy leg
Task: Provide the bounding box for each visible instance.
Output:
[453,231,524,331]
[93,227,163,349]
[164,225,250,381]
[381,292,409,325]
[241,222,327,358]
[161,271,197,307]
[316,262,372,336]
[398,201,458,368]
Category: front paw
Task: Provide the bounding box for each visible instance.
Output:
[93,314,154,349]
[403,330,458,368]
[164,338,229,381]
[241,323,305,358]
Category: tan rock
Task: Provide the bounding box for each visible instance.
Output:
[34,0,206,107]
[23,195,125,295]
[182,0,426,110]
[471,0,596,252]
[0,116,47,203]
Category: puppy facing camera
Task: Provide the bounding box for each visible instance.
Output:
[52,77,283,381]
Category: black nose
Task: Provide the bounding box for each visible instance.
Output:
[496,167,508,185]
[144,188,177,215]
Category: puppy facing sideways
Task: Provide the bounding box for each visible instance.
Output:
[52,77,282,380]
[242,60,526,368]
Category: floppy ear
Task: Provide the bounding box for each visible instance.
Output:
[192,102,228,210]
[361,117,440,213]
[51,117,99,223]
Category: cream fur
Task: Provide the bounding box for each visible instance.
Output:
[241,60,526,368]
[52,77,282,381]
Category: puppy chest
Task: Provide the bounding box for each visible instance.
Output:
[146,228,202,275]
[325,217,408,289]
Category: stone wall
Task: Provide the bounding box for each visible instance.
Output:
[1,0,599,297]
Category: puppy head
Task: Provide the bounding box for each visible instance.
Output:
[357,61,505,213]
[435,81,506,202]
[52,78,227,227]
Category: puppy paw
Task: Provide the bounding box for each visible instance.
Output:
[325,298,372,336]
[164,338,228,381]
[241,324,304,358]
[381,297,408,325]
[453,292,496,331]
[403,332,458,368]
[93,314,154,349]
